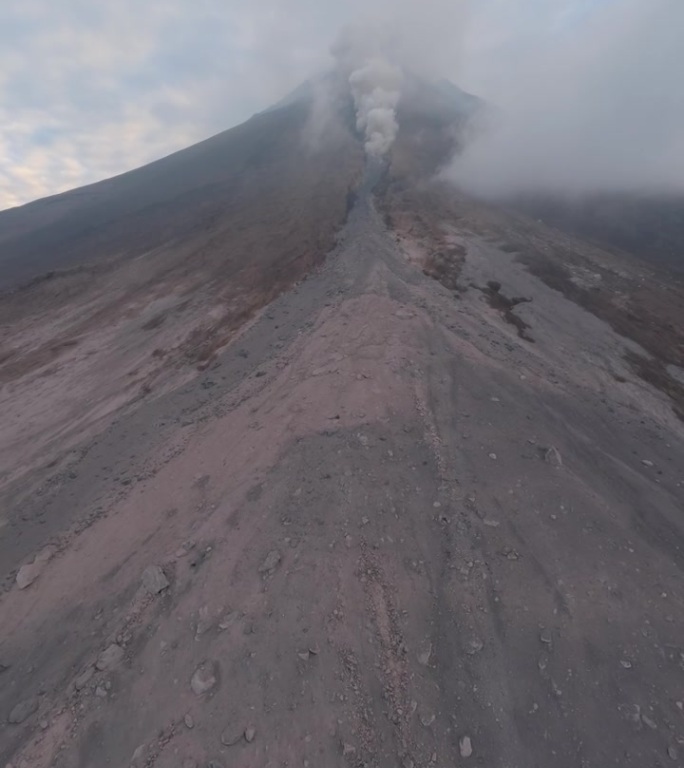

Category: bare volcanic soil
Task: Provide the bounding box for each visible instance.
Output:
[1,185,684,768]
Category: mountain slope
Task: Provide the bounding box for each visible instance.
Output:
[1,77,684,768]
[0,98,361,289]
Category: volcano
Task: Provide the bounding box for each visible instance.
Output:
[1,72,684,768]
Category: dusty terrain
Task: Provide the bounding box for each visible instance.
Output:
[1,160,684,768]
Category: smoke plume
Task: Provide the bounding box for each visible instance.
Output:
[332,26,403,159]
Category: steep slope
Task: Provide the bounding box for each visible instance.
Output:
[0,99,359,288]
[0,93,362,500]
[1,77,684,768]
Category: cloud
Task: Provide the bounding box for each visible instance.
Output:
[447,0,684,197]
[2,0,678,209]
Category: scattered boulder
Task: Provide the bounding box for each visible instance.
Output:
[417,643,432,666]
[459,735,473,758]
[96,643,124,671]
[258,550,281,575]
[8,697,39,724]
[245,725,256,743]
[141,565,169,595]
[130,744,147,768]
[221,723,244,746]
[74,666,95,690]
[184,714,194,729]
[545,447,563,468]
[16,546,55,589]
[191,662,217,695]
[466,639,484,655]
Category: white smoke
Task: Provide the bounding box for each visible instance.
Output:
[349,58,402,157]
[332,26,403,159]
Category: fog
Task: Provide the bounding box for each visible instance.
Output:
[448,0,684,197]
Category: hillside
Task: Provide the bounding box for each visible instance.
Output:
[1,76,684,768]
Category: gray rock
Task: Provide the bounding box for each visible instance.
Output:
[545,447,563,467]
[417,643,432,666]
[467,639,484,655]
[195,605,212,637]
[8,697,39,724]
[668,746,678,761]
[244,725,256,743]
[74,666,94,690]
[218,611,238,630]
[191,662,217,695]
[540,629,553,644]
[459,735,473,758]
[258,550,281,574]
[184,714,194,729]
[16,546,55,590]
[220,724,244,746]
[95,686,108,698]
[141,565,169,595]
[96,643,124,671]
[130,744,146,768]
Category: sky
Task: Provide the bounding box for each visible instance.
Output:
[0,0,680,210]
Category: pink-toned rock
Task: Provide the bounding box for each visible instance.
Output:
[16,546,56,589]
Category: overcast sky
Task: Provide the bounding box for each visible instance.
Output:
[1,0,679,209]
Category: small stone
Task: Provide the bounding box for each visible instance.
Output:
[545,447,563,467]
[8,697,39,724]
[245,725,256,743]
[15,546,55,589]
[191,662,217,695]
[96,644,124,671]
[417,643,432,666]
[95,686,107,698]
[420,713,436,727]
[642,714,657,730]
[642,459,654,468]
[488,453,497,460]
[218,611,238,630]
[40,719,49,729]
[184,714,194,729]
[130,745,146,768]
[221,724,244,746]
[668,746,678,761]
[141,565,169,595]
[620,659,632,669]
[467,639,484,655]
[540,629,553,644]
[459,735,473,758]
[74,666,95,690]
[195,605,212,637]
[298,651,311,661]
[258,550,281,574]
[342,743,356,757]
[361,517,369,526]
